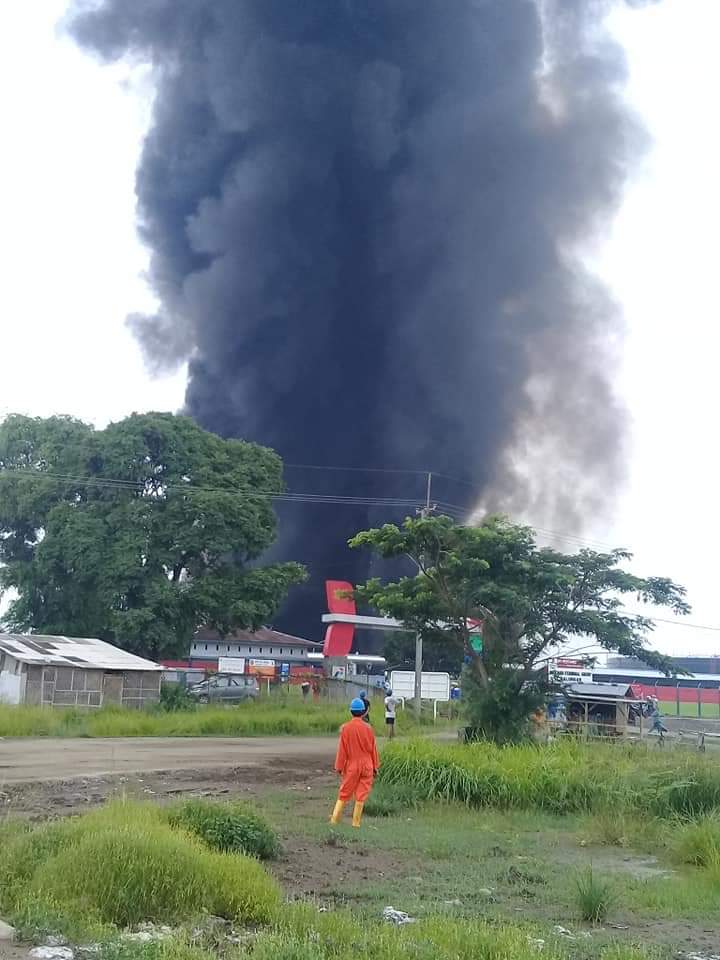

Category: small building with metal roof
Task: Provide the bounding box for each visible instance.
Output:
[0,634,162,709]
[562,681,637,736]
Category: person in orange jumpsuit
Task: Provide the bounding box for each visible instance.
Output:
[329,697,380,828]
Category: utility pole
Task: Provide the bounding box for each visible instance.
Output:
[414,472,434,719]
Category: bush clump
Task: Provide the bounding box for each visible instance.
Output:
[0,801,280,933]
[167,799,281,860]
[159,684,197,712]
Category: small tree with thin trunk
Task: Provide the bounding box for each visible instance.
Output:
[350,515,689,743]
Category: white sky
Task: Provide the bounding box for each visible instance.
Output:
[0,1,718,657]
[0,0,186,426]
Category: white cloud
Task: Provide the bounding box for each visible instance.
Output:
[594,0,720,655]
[0,1,185,428]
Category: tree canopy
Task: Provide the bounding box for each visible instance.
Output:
[0,412,306,658]
[350,514,690,741]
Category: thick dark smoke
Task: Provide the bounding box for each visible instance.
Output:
[69,0,652,637]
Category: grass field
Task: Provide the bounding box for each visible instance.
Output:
[674,700,720,718]
[1,793,704,960]
[0,699,437,738]
[3,738,720,959]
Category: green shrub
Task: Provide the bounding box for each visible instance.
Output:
[31,823,279,927]
[575,867,615,923]
[0,801,280,931]
[159,684,197,712]
[167,799,281,859]
[674,812,720,867]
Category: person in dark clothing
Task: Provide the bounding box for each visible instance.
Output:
[359,690,371,723]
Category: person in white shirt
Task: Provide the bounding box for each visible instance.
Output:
[384,689,399,739]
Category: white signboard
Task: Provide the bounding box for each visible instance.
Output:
[390,670,451,702]
[218,657,246,674]
[549,661,593,685]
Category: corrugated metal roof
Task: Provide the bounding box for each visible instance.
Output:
[194,626,321,648]
[568,682,633,698]
[595,666,719,682]
[0,634,162,671]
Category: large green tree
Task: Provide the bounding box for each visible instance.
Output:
[0,413,306,658]
[350,515,689,742]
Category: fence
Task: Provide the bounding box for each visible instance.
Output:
[162,668,386,702]
[630,681,720,719]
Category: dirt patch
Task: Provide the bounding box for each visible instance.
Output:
[0,944,31,960]
[554,844,673,880]
[619,919,720,958]
[0,759,334,819]
[271,832,408,902]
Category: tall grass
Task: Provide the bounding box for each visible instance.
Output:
[575,867,615,923]
[0,800,280,933]
[0,700,434,738]
[673,812,720,867]
[379,739,720,818]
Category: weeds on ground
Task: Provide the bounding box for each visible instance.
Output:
[268,903,659,960]
[167,798,281,859]
[673,812,720,867]
[575,867,615,923]
[364,782,427,818]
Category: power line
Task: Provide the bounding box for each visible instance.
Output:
[0,465,677,557]
[619,611,720,633]
[0,468,436,510]
[4,468,720,633]
[284,462,430,476]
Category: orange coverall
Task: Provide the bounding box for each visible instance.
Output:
[335,716,380,802]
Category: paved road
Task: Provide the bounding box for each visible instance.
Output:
[0,736,337,783]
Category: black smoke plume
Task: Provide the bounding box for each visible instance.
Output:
[69,0,651,637]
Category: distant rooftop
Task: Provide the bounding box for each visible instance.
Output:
[194,626,321,649]
[0,634,162,671]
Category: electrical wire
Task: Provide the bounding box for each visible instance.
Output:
[2,467,715,624]
[3,467,719,633]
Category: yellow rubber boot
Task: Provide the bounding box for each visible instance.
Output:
[352,801,365,828]
[330,799,346,824]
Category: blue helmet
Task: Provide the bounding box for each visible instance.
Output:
[350,697,366,713]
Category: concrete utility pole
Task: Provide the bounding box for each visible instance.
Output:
[414,472,434,719]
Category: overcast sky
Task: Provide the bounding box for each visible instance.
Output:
[1,1,718,657]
